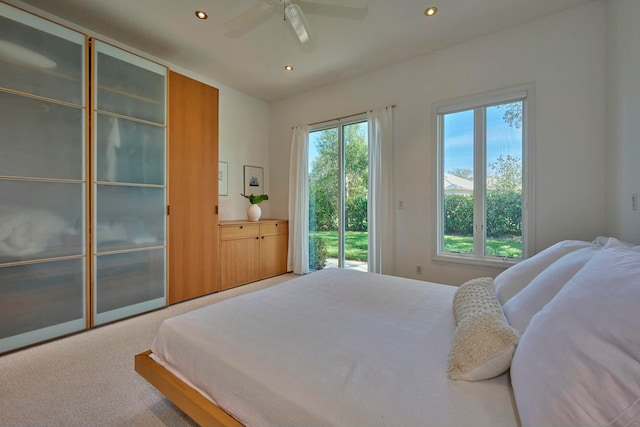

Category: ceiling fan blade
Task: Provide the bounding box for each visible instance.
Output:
[296,0,368,20]
[285,1,317,44]
[224,1,278,39]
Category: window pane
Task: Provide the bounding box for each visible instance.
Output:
[442,110,474,254]
[94,248,165,320]
[0,258,85,347]
[95,185,165,253]
[95,114,165,185]
[0,11,85,106]
[485,102,523,257]
[0,91,84,180]
[343,122,368,271]
[309,128,338,270]
[0,180,85,264]
[96,49,166,124]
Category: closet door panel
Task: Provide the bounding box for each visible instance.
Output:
[0,3,85,105]
[0,3,86,354]
[0,92,84,180]
[95,185,165,253]
[0,180,85,264]
[92,39,167,324]
[0,258,85,352]
[94,248,165,325]
[94,113,165,185]
[167,71,219,303]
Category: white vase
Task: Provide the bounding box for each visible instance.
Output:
[247,204,262,222]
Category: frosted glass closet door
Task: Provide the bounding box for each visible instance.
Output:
[0,3,87,353]
[92,40,166,325]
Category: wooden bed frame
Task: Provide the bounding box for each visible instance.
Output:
[135,350,244,427]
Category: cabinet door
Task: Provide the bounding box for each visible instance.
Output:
[261,234,289,278]
[0,3,87,353]
[168,72,219,303]
[220,237,261,290]
[92,40,166,325]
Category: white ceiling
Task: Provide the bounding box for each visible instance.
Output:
[11,0,595,101]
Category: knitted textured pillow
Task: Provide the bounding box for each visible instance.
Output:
[448,277,520,381]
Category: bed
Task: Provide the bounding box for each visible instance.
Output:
[136,238,640,427]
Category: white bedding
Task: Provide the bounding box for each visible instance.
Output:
[151,268,519,427]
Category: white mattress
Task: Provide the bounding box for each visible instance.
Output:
[151,268,520,427]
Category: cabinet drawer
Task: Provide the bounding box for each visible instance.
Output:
[261,221,288,236]
[220,224,260,240]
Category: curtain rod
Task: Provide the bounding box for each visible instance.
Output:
[294,104,396,129]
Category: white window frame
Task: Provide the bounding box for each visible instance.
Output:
[433,84,536,267]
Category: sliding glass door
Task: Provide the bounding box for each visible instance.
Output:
[308,120,368,271]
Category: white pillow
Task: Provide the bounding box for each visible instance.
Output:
[494,240,595,304]
[502,246,600,335]
[594,235,636,248]
[511,246,640,427]
[448,277,520,381]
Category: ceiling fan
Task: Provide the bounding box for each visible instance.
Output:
[224,0,368,45]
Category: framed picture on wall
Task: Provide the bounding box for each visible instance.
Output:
[219,161,228,196]
[243,165,263,196]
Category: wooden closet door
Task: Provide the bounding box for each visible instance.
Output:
[168,72,219,303]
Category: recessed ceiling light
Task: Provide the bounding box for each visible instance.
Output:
[424,7,438,16]
[195,10,208,19]
[284,65,294,71]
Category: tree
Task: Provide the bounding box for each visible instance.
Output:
[498,101,523,129]
[489,154,522,192]
[308,123,368,232]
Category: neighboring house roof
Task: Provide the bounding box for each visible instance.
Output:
[444,173,473,194]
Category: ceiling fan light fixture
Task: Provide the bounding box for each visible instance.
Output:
[285,3,315,44]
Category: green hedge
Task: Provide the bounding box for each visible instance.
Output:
[310,195,368,232]
[444,191,522,238]
[309,236,328,270]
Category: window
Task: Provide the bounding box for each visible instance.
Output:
[436,85,534,265]
[308,118,368,271]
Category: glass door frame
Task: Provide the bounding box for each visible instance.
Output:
[309,115,367,270]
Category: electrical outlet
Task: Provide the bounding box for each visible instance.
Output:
[416,265,422,274]
[399,200,404,210]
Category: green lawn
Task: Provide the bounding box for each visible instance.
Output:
[310,231,522,261]
[309,231,368,261]
[445,235,522,257]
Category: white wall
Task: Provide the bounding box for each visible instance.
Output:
[217,91,271,221]
[269,1,608,285]
[606,0,640,245]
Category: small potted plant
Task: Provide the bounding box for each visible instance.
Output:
[241,193,269,221]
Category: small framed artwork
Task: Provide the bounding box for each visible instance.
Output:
[243,165,263,196]
[218,161,228,196]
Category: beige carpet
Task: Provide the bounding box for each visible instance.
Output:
[0,274,296,427]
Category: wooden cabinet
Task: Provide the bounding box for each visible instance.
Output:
[219,220,289,290]
[260,221,289,278]
[168,72,219,304]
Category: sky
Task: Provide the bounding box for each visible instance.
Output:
[443,104,523,177]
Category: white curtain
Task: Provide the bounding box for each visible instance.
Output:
[288,125,310,274]
[367,106,394,274]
